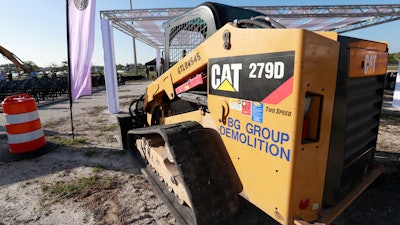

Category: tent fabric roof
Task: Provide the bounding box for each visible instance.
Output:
[100,4,400,49]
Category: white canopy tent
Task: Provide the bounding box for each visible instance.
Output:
[99,4,400,113]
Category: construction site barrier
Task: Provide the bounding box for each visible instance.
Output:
[2,94,46,153]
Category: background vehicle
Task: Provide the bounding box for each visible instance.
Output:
[385,70,398,90]
[120,2,388,225]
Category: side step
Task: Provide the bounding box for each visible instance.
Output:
[127,121,241,225]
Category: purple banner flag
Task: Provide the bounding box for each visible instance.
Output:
[393,60,400,108]
[68,0,96,101]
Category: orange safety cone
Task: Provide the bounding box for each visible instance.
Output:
[0,94,56,162]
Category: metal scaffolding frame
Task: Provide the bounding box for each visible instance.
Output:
[100,4,400,49]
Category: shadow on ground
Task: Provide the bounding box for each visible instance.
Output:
[0,132,141,188]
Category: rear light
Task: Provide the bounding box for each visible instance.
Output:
[299,198,310,209]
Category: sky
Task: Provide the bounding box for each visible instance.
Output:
[1,0,399,68]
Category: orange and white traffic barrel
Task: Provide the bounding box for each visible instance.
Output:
[2,94,46,153]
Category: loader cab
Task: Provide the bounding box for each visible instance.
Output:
[163,2,265,71]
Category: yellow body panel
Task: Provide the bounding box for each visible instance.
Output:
[145,24,340,224]
[160,110,217,130]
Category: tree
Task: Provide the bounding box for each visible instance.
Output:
[25,61,39,71]
[388,52,400,65]
[61,60,68,71]
[49,63,58,68]
[116,64,124,71]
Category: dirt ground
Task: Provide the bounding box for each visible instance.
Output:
[0,82,399,225]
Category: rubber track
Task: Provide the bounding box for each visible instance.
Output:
[127,121,240,225]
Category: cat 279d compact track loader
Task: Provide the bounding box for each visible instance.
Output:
[121,2,388,225]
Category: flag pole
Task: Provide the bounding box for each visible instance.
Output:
[66,0,75,139]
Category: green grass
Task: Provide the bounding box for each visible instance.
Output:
[44,175,118,199]
[91,165,106,173]
[103,124,118,131]
[47,176,97,198]
[96,119,106,123]
[46,136,88,146]
[61,137,87,146]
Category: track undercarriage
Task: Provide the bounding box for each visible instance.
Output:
[127,121,241,225]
